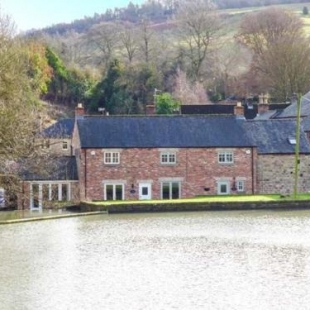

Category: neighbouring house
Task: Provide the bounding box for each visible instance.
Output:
[39,118,75,156]
[20,157,79,210]
[274,91,310,119]
[72,112,258,201]
[18,118,78,210]
[243,119,310,194]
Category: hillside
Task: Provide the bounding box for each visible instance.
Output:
[21,0,310,117]
[26,0,310,36]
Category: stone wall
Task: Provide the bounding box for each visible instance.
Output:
[80,147,256,200]
[39,138,72,156]
[49,138,72,156]
[257,154,310,194]
[80,200,310,213]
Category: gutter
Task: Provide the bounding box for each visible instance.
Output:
[84,149,87,200]
[252,147,255,194]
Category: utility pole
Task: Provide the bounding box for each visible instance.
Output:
[294,93,302,199]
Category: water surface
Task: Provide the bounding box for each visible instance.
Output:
[1,210,310,309]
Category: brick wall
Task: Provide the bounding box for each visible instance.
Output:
[79,147,256,201]
[257,154,310,194]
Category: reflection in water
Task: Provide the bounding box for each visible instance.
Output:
[1,210,310,309]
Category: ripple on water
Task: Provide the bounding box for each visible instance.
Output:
[1,210,310,309]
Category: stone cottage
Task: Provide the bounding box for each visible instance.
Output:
[243,119,310,194]
[19,118,79,210]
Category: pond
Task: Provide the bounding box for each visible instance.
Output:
[1,209,310,309]
[0,209,76,221]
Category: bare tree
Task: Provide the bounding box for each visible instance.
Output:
[137,19,155,64]
[118,23,139,64]
[212,43,251,98]
[87,23,120,70]
[236,7,310,100]
[175,0,224,81]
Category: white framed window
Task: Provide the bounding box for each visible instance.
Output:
[161,181,181,199]
[62,141,68,150]
[218,151,233,164]
[236,180,245,192]
[104,152,120,164]
[104,183,124,200]
[30,182,75,210]
[161,152,176,164]
[42,140,50,149]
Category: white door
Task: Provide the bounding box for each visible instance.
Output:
[217,181,230,195]
[139,183,152,200]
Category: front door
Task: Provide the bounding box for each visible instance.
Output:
[217,181,230,195]
[139,183,152,200]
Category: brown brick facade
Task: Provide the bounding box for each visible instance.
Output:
[78,147,257,201]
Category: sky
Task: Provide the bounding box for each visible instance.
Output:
[0,0,145,32]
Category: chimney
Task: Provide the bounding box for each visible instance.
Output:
[234,102,244,119]
[75,103,85,118]
[146,104,156,115]
[258,93,269,115]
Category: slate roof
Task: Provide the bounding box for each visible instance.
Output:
[181,103,290,119]
[254,110,278,120]
[181,104,234,115]
[21,156,78,181]
[77,115,253,148]
[302,115,310,131]
[243,119,310,154]
[276,91,310,118]
[41,118,75,138]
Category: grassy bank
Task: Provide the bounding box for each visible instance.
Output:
[80,194,310,214]
[89,194,310,206]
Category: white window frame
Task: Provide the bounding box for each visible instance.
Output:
[62,141,68,150]
[160,152,176,164]
[218,151,234,164]
[104,183,124,200]
[104,151,120,164]
[30,181,75,210]
[42,140,50,149]
[161,181,181,199]
[217,181,230,195]
[236,180,245,192]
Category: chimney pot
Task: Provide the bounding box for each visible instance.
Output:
[146,104,156,115]
[234,102,244,118]
[75,103,85,118]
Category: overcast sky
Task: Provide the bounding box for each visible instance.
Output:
[0,0,145,32]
